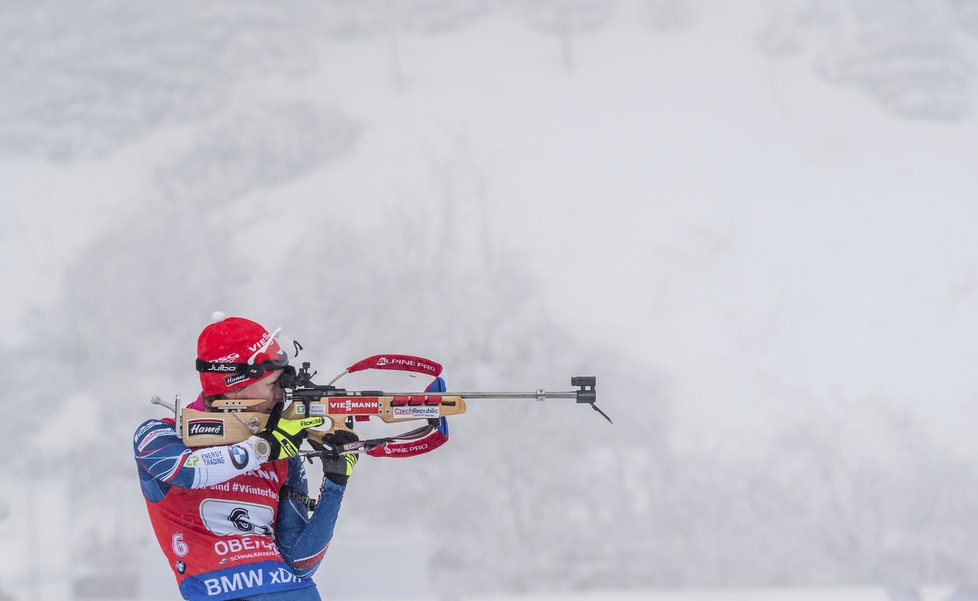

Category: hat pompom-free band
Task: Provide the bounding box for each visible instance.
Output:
[211,311,227,323]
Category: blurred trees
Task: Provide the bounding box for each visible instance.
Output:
[757,0,973,119]
[0,1,328,161]
[322,0,491,90]
[513,0,619,72]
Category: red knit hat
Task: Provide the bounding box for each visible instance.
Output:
[196,312,287,396]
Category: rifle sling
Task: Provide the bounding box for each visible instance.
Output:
[280,485,316,512]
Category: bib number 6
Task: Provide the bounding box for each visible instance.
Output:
[172,533,189,557]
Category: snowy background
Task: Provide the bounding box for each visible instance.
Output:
[2,1,978,600]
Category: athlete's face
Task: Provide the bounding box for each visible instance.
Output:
[225,370,284,414]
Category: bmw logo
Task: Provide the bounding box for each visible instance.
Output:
[230,445,249,469]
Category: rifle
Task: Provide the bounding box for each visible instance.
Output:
[151,354,608,458]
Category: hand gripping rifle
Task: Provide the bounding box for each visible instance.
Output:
[151,354,609,459]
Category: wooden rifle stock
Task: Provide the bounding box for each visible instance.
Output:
[179,395,467,448]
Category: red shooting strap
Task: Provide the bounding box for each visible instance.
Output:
[342,354,450,458]
[345,354,444,378]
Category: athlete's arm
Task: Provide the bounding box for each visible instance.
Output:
[134,419,266,501]
[275,457,346,578]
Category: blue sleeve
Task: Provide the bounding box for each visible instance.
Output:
[276,457,346,578]
[133,419,264,502]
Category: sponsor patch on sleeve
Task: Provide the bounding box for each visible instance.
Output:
[137,428,168,452]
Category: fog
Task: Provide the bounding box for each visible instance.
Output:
[2,1,978,600]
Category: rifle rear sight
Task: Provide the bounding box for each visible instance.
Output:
[280,361,326,391]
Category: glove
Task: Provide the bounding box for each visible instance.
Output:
[313,430,359,486]
[256,403,326,461]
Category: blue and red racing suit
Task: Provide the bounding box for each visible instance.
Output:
[134,417,344,601]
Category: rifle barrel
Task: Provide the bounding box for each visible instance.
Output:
[288,376,599,412]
